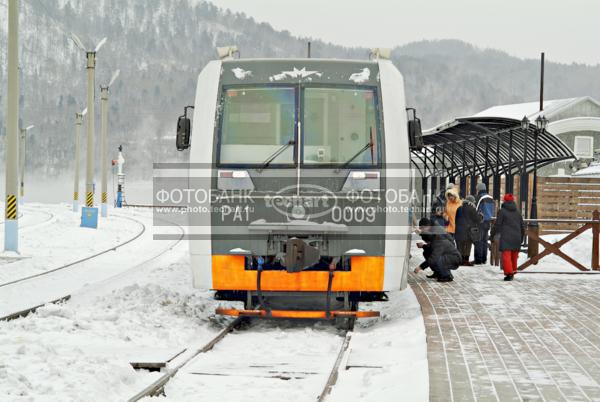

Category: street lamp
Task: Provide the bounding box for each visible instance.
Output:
[71,32,107,223]
[73,108,87,212]
[520,116,530,216]
[528,114,548,257]
[521,115,530,131]
[19,124,35,205]
[100,69,120,218]
[531,115,548,220]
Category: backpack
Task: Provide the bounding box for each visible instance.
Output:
[476,194,495,222]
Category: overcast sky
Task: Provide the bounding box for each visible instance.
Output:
[207,0,600,65]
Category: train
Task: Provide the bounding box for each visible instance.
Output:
[174,48,423,320]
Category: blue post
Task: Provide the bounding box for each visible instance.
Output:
[5,219,18,252]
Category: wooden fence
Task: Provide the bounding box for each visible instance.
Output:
[538,177,600,233]
[490,211,600,272]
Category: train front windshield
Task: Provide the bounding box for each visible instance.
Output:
[218,86,381,167]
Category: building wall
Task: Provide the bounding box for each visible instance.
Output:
[539,130,600,176]
[550,99,600,122]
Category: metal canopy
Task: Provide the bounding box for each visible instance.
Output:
[411,117,576,178]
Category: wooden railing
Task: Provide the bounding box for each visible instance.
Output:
[491,210,600,271]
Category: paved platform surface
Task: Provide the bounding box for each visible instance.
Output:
[409,267,600,402]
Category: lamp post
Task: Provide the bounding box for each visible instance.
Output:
[73,108,87,212]
[100,70,120,218]
[528,114,547,258]
[4,0,19,252]
[70,33,107,213]
[531,115,547,220]
[19,125,35,204]
[520,116,530,217]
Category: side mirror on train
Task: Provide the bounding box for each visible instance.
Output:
[406,108,424,151]
[176,116,191,151]
[176,105,195,151]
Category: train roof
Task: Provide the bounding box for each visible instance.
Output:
[219,58,381,86]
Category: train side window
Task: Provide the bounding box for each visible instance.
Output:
[303,87,380,166]
[219,87,296,165]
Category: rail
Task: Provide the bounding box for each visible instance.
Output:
[127,317,245,401]
[491,210,600,272]
[0,215,146,288]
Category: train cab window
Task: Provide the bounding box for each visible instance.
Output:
[303,88,379,166]
[219,87,296,165]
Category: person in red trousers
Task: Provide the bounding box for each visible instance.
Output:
[490,193,525,281]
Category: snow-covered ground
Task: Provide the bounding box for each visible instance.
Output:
[518,230,597,273]
[0,203,142,284]
[0,203,429,401]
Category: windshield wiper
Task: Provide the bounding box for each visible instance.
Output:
[257,139,295,172]
[336,127,375,171]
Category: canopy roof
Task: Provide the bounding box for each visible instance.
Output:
[411,117,575,178]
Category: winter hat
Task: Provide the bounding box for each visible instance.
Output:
[418,217,432,227]
[476,182,487,192]
[446,187,460,200]
[446,182,455,190]
[503,193,514,202]
[465,195,476,204]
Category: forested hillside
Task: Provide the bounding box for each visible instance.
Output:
[0,0,599,178]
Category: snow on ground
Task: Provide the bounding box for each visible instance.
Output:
[0,259,233,401]
[519,230,596,273]
[0,208,234,401]
[328,289,428,402]
[0,205,181,316]
[163,321,344,402]
[0,203,141,284]
[1,202,429,401]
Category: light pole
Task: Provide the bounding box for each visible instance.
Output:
[73,108,87,212]
[70,33,106,219]
[531,115,547,220]
[19,125,35,205]
[520,116,530,217]
[4,0,19,252]
[100,70,119,218]
[527,114,547,258]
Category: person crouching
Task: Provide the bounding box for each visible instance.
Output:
[490,193,525,281]
[415,217,462,282]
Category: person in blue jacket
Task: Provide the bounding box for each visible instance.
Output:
[474,182,496,265]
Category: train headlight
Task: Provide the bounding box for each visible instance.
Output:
[342,171,380,191]
[217,170,254,190]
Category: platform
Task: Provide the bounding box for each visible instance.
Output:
[410,267,600,401]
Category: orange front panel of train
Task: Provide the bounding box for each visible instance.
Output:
[211,255,384,292]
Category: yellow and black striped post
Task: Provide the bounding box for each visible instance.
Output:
[74,191,78,201]
[86,191,94,207]
[6,195,17,220]
[101,192,107,204]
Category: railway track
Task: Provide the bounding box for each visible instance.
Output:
[0,209,54,229]
[128,320,353,401]
[127,317,247,402]
[0,214,146,289]
[0,213,184,322]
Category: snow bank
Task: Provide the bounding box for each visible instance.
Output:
[328,289,429,402]
[0,259,231,401]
